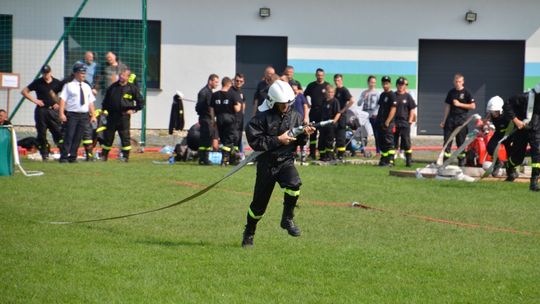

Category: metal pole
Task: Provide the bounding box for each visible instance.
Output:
[140,0,148,149]
[9,0,89,121]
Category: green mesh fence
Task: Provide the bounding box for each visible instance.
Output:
[0,14,13,73]
[7,0,149,146]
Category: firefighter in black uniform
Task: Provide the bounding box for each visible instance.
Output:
[209,77,242,165]
[376,76,397,166]
[334,74,354,160]
[503,83,540,192]
[232,73,246,161]
[195,74,220,165]
[483,96,510,175]
[318,84,341,161]
[440,74,476,166]
[101,68,144,162]
[21,65,64,161]
[242,80,315,247]
[393,77,417,167]
[304,68,330,159]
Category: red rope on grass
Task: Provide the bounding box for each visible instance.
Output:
[172,181,539,237]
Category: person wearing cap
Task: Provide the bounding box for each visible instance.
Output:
[304,68,331,160]
[376,75,397,166]
[209,77,242,166]
[21,65,64,161]
[502,83,540,191]
[242,80,315,247]
[393,77,417,167]
[58,63,96,163]
[195,74,220,165]
[440,73,476,167]
[333,74,355,160]
[101,68,144,162]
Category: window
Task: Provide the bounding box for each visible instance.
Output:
[64,17,161,89]
[0,15,13,72]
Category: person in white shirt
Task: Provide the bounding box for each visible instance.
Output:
[58,63,96,163]
[358,75,382,154]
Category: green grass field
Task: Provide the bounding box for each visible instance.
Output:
[1,155,540,303]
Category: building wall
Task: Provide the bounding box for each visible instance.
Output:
[2,0,540,132]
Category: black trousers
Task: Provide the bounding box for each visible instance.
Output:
[370,117,381,153]
[335,116,346,150]
[318,125,336,153]
[379,122,396,153]
[308,109,321,155]
[34,107,63,157]
[198,116,213,151]
[102,113,131,150]
[61,112,89,161]
[236,112,244,149]
[248,157,302,218]
[507,122,540,167]
[486,131,507,157]
[216,113,238,148]
[444,115,468,158]
[394,124,411,151]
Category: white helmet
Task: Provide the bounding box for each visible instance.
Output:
[258,80,295,112]
[486,96,504,113]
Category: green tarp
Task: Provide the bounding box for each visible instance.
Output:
[0,126,13,176]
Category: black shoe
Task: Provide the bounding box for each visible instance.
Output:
[505,166,519,182]
[241,231,254,248]
[280,218,301,237]
[458,158,466,167]
[59,158,68,163]
[530,179,539,192]
[68,159,78,163]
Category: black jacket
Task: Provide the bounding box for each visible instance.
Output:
[168,94,185,134]
[102,81,144,114]
[246,107,307,163]
[504,92,540,130]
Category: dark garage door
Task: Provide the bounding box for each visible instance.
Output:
[417,39,525,135]
[236,35,287,121]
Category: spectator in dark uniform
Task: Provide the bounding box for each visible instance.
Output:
[232,73,246,159]
[195,74,220,165]
[252,66,275,116]
[304,68,330,159]
[334,74,354,160]
[440,73,476,166]
[21,65,64,161]
[209,77,242,165]
[393,77,417,167]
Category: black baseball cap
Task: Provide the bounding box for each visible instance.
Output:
[40,65,51,74]
[381,75,391,83]
[396,77,407,85]
[72,63,87,73]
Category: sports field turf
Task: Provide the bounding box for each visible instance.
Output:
[1,155,539,303]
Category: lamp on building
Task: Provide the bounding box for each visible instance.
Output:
[259,7,271,18]
[465,11,477,23]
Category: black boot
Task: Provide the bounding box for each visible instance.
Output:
[120,150,129,162]
[242,212,258,248]
[505,163,519,182]
[405,152,412,167]
[221,150,230,166]
[101,149,110,162]
[458,157,466,167]
[530,168,539,192]
[84,145,95,161]
[198,151,211,165]
[280,203,301,237]
[378,155,388,167]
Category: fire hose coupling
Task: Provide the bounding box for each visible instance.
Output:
[287,120,334,138]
